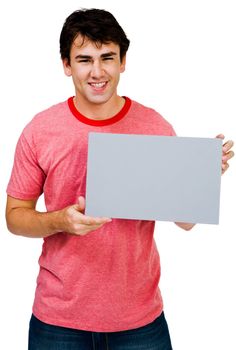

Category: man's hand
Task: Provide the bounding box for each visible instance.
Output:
[59,196,112,236]
[216,134,234,174]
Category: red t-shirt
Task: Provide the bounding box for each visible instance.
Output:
[7,97,176,332]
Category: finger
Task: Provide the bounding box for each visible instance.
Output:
[70,204,111,225]
[81,215,112,226]
[75,220,111,236]
[216,134,225,140]
[78,223,104,236]
[222,163,229,174]
[222,150,234,163]
[223,140,234,153]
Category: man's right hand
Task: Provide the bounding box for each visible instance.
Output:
[59,196,112,236]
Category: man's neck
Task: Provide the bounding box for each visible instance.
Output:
[73,95,125,120]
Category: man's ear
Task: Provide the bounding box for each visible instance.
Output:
[120,55,126,73]
[62,58,72,77]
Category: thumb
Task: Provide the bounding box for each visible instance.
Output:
[75,196,86,213]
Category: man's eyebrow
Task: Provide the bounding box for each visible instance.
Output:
[75,54,92,60]
[101,51,117,58]
[75,52,117,60]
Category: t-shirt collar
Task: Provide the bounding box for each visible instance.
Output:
[68,96,131,126]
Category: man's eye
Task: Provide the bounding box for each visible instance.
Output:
[78,59,90,63]
[103,57,113,61]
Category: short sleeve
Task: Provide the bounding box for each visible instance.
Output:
[7,131,46,200]
[170,126,177,136]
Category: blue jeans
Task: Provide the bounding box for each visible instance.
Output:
[28,312,173,350]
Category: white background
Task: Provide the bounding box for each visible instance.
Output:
[0,0,235,349]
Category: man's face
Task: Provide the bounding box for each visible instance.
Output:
[63,35,126,106]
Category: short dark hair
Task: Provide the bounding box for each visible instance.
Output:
[59,8,130,63]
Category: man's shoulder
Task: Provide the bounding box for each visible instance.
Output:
[129,99,175,135]
[130,99,165,119]
[33,99,68,122]
[23,99,69,133]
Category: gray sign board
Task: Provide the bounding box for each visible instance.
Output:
[85,133,222,224]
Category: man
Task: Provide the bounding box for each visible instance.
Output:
[6,8,234,350]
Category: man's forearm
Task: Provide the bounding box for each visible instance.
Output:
[6,207,62,238]
[6,196,111,238]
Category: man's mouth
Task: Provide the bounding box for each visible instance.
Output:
[88,81,107,90]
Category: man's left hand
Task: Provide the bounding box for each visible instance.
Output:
[216,134,234,174]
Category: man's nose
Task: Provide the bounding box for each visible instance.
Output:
[90,61,104,79]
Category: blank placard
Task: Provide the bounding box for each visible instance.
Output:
[85,133,222,224]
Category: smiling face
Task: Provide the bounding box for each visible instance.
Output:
[63,35,126,114]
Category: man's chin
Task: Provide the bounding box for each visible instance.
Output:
[87,94,111,105]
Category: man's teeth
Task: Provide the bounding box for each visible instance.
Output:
[90,82,106,88]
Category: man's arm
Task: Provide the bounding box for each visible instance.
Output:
[175,222,195,231]
[6,196,111,238]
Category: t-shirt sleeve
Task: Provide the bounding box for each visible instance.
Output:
[7,131,45,200]
[170,125,176,136]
